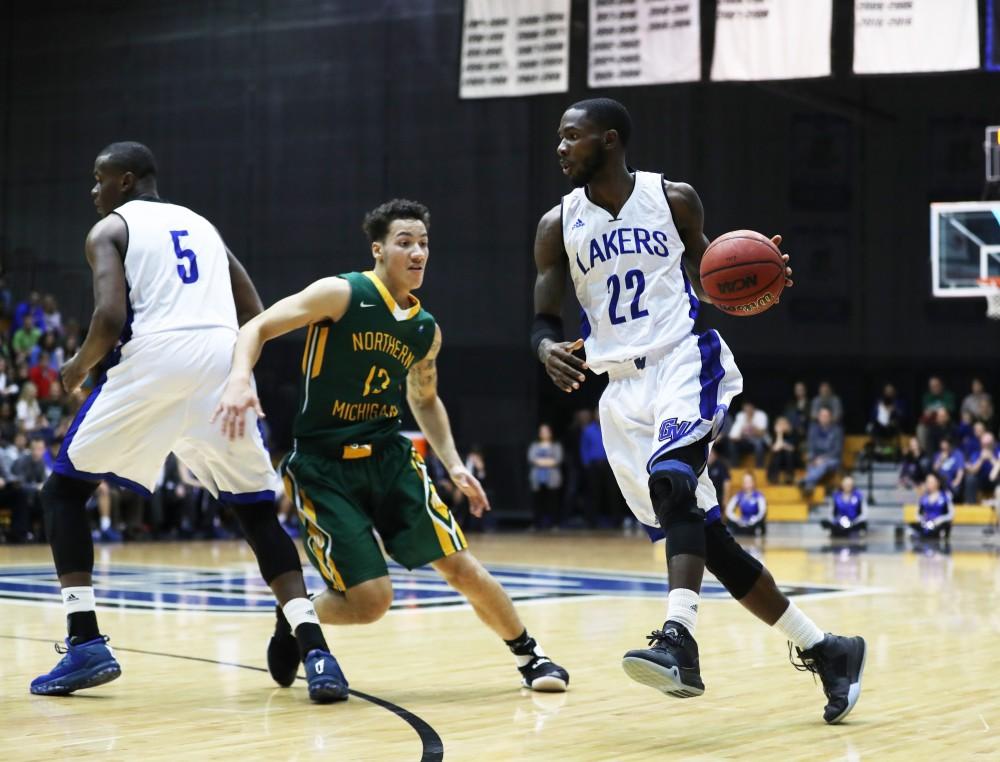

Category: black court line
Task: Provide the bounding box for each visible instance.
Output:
[2,635,444,762]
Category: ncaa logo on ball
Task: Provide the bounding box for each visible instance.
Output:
[719,292,775,314]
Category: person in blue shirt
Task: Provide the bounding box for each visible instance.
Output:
[932,438,965,497]
[580,408,625,528]
[821,476,868,538]
[962,431,998,504]
[910,472,954,540]
[725,472,767,537]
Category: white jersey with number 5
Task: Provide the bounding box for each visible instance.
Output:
[114,199,238,339]
[562,170,695,375]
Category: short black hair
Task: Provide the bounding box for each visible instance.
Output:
[570,98,632,147]
[362,199,430,243]
[97,141,157,178]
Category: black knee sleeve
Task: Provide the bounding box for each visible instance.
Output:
[232,501,301,584]
[42,474,100,577]
[649,459,705,559]
[705,520,763,600]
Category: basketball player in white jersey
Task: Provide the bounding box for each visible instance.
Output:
[31,142,348,703]
[531,99,865,723]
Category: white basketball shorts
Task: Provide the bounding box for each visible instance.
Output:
[54,327,282,501]
[598,329,743,536]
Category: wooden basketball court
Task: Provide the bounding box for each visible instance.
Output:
[1,530,997,760]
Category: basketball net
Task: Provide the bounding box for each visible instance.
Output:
[978,278,1000,320]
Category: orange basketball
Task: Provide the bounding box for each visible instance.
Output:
[699,230,785,317]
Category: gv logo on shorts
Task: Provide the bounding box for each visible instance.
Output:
[658,417,695,443]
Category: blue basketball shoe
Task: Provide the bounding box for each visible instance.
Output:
[304,649,349,703]
[30,636,122,696]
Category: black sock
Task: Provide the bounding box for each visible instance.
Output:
[68,611,100,644]
[504,629,536,655]
[294,622,328,659]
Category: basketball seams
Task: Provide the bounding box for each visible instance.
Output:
[700,260,784,278]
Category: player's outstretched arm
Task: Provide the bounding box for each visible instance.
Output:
[532,205,587,393]
[61,217,129,392]
[212,277,351,439]
[406,325,490,517]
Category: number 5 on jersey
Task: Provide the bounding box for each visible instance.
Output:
[170,230,199,284]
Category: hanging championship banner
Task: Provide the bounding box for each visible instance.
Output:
[854,0,980,74]
[459,0,571,99]
[588,0,701,87]
[711,0,832,81]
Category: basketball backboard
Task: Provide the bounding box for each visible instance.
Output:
[930,201,1000,297]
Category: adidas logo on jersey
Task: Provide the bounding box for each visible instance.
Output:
[572,218,585,229]
[66,594,79,602]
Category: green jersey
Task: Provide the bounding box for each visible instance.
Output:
[292,271,436,454]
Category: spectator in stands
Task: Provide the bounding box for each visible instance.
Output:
[899,437,930,490]
[0,357,19,401]
[725,472,767,536]
[821,475,868,538]
[932,438,965,497]
[580,409,624,528]
[963,432,998,505]
[151,453,198,539]
[910,472,953,541]
[0,441,29,543]
[528,423,563,530]
[41,293,62,335]
[28,351,58,400]
[917,376,956,451]
[727,401,770,468]
[0,274,12,315]
[15,381,41,430]
[925,407,955,457]
[0,401,17,443]
[783,381,810,442]
[810,381,843,424]
[707,447,731,507]
[12,313,41,356]
[12,435,49,540]
[767,415,799,485]
[12,290,44,332]
[561,409,592,527]
[800,406,843,493]
[29,331,63,370]
[868,383,905,460]
[456,444,489,533]
[959,418,985,461]
[960,377,993,427]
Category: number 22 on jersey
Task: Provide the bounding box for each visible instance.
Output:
[607,268,649,325]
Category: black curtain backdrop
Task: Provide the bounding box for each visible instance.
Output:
[2,0,999,517]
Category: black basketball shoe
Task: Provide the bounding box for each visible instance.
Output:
[790,634,867,724]
[267,604,300,688]
[518,655,570,692]
[621,621,705,698]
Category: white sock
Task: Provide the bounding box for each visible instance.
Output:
[62,586,96,615]
[774,602,825,650]
[666,588,700,635]
[99,516,111,531]
[282,597,320,632]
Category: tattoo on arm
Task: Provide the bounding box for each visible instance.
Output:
[407,327,442,405]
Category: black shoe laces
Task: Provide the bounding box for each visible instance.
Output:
[646,627,684,649]
[788,642,830,697]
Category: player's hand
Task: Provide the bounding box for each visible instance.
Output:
[540,338,588,393]
[211,377,265,440]
[60,353,89,394]
[769,234,793,289]
[449,466,490,517]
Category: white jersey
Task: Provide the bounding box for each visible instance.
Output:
[562,171,694,375]
[113,199,238,340]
